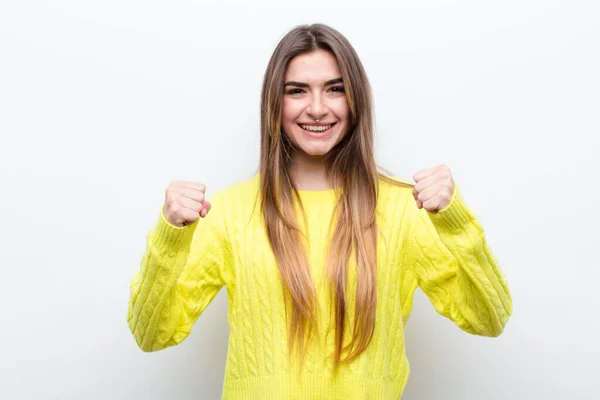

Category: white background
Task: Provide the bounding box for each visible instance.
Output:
[1,1,598,399]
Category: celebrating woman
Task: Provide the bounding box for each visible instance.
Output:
[127,23,512,399]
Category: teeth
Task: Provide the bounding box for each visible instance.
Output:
[300,124,332,132]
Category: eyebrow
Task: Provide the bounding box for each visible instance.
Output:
[283,77,343,88]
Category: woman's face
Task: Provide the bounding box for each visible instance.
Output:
[282,49,350,158]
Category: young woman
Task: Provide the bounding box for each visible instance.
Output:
[127,24,512,399]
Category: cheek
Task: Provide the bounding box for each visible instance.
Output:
[281,100,301,142]
[332,100,350,123]
[282,99,302,122]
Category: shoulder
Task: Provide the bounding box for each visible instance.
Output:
[218,174,259,196]
[211,174,260,211]
[377,174,413,201]
[376,174,420,218]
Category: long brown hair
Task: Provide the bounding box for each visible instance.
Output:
[259,23,410,372]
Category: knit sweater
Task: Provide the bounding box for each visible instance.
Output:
[127,175,512,399]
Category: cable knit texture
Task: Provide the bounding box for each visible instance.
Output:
[127,175,512,399]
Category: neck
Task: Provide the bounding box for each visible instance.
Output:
[290,153,333,191]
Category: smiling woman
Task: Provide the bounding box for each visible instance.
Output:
[127,23,512,400]
[281,50,349,158]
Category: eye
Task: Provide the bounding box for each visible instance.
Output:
[329,86,345,93]
[286,88,305,95]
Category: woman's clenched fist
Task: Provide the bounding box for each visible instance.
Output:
[412,165,455,212]
[163,180,212,227]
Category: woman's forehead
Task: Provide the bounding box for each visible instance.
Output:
[284,50,342,83]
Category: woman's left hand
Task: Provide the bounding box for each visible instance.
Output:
[412,165,455,212]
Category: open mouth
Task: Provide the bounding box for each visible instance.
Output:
[298,123,336,135]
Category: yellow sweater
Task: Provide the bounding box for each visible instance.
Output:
[127,175,512,399]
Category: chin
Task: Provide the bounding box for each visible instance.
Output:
[294,141,337,157]
[287,126,345,158]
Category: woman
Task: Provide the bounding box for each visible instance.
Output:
[127,23,512,399]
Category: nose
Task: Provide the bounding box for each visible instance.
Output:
[306,92,328,121]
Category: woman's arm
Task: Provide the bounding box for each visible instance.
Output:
[127,191,232,352]
[404,185,512,336]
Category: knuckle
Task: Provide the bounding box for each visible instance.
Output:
[167,181,179,193]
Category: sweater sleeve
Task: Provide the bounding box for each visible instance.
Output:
[404,185,512,337]
[127,191,232,352]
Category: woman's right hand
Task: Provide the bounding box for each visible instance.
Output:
[163,180,212,227]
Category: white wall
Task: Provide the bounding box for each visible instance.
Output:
[1,1,598,399]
